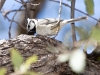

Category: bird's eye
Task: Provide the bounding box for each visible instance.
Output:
[28,25,30,28]
[32,21,35,23]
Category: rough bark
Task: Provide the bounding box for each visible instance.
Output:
[0,34,100,75]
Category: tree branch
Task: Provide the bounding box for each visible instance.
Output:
[9,6,23,39]
[0,0,6,10]
[70,0,76,48]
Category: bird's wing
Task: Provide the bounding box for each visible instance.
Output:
[37,18,59,25]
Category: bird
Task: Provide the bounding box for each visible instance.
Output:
[27,16,87,36]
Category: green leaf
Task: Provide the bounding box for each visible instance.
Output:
[91,27,100,41]
[19,55,38,73]
[75,26,90,40]
[25,71,40,75]
[10,48,23,71]
[24,55,38,66]
[84,0,94,15]
[0,68,7,75]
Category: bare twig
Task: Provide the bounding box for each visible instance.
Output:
[71,0,76,48]
[20,0,24,3]
[9,6,23,39]
[3,9,26,30]
[57,0,62,25]
[2,9,24,18]
[54,0,63,37]
[15,0,22,4]
[6,16,26,29]
[51,0,62,30]
[50,0,99,22]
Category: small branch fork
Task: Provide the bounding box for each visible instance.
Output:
[9,6,23,39]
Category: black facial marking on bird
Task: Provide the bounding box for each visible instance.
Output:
[27,19,36,35]
[28,25,30,29]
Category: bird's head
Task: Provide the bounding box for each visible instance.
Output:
[26,18,38,35]
[27,18,37,32]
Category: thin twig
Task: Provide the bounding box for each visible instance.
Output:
[51,0,62,30]
[9,6,23,39]
[55,0,62,36]
[15,0,22,4]
[6,16,26,29]
[20,0,24,3]
[57,0,62,24]
[71,0,76,48]
[2,9,24,18]
[50,0,99,22]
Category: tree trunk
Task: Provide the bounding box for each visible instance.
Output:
[0,34,100,75]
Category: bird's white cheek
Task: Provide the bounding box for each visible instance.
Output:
[30,24,35,30]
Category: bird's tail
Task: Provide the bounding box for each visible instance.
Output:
[65,16,88,23]
[51,16,88,30]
